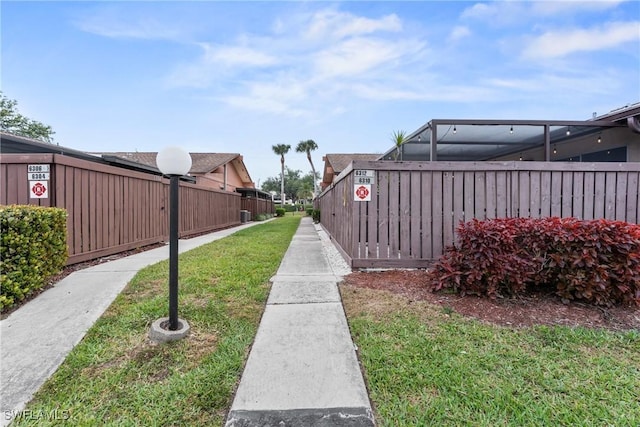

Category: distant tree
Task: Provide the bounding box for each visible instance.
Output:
[296,182,313,202]
[261,168,317,203]
[391,130,407,161]
[0,92,55,143]
[272,143,291,207]
[295,139,319,196]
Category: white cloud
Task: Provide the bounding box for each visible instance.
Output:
[461,0,626,23]
[486,72,622,96]
[199,43,278,67]
[522,21,640,59]
[223,94,306,117]
[75,9,188,41]
[313,37,424,78]
[449,26,471,42]
[305,9,402,41]
[531,0,626,15]
[351,82,496,103]
[460,2,526,24]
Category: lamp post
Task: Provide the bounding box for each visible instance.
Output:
[156,146,192,331]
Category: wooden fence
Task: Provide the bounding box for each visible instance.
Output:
[241,197,275,218]
[1,153,241,265]
[317,160,640,269]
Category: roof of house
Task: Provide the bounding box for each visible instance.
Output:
[95,152,242,174]
[323,153,381,174]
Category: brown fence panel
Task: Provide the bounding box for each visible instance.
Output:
[317,160,640,269]
[1,154,243,265]
[241,197,275,218]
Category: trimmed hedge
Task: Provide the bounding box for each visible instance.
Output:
[275,208,286,217]
[428,217,640,307]
[1,205,68,310]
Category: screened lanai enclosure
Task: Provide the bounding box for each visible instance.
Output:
[381,104,640,163]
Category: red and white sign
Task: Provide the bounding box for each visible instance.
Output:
[30,181,48,199]
[354,184,371,201]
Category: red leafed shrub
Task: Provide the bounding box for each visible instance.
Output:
[428,217,640,307]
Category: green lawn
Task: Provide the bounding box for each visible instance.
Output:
[342,285,640,427]
[13,216,300,426]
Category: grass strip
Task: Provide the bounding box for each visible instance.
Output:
[13,216,301,426]
[341,285,640,427]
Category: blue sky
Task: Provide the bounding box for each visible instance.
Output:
[2,1,639,186]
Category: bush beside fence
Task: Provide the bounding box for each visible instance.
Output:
[0,205,68,310]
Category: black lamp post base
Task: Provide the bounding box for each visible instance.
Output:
[149,317,191,343]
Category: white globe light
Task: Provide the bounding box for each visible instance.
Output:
[156,146,192,176]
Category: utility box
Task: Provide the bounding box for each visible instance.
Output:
[240,210,251,223]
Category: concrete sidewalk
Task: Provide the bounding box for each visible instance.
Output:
[0,221,263,427]
[226,217,375,426]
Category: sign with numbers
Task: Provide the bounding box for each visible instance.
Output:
[354,169,375,185]
[28,172,50,180]
[27,165,51,181]
[28,164,50,173]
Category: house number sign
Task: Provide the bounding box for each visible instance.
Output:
[27,164,50,181]
[354,169,375,185]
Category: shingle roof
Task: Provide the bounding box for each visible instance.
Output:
[94,152,241,174]
[324,153,380,174]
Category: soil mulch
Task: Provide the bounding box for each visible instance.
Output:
[342,270,640,331]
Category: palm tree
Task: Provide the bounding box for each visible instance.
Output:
[272,144,291,207]
[296,139,319,197]
[391,130,407,161]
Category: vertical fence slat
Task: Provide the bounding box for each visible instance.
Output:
[442,171,454,250]
[530,171,541,218]
[583,172,595,220]
[627,172,639,223]
[518,171,530,217]
[496,171,508,217]
[485,171,496,219]
[389,172,400,258]
[605,172,617,219]
[561,171,573,218]
[400,171,411,257]
[550,171,562,217]
[421,171,433,259]
[410,171,421,258]
[615,173,628,221]
[572,172,584,220]
[474,171,486,221]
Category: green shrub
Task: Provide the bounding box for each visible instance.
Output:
[275,208,286,217]
[255,214,270,221]
[312,209,320,223]
[1,205,68,310]
[306,207,314,216]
